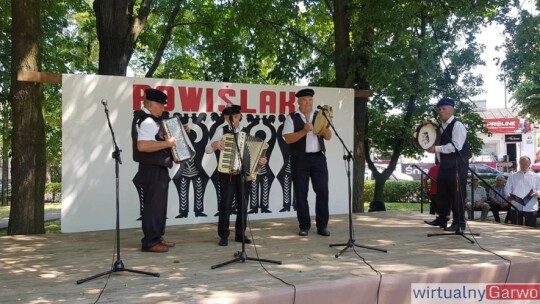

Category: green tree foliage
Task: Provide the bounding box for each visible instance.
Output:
[132,0,314,84]
[4,0,522,233]
[344,0,508,207]
[41,0,95,181]
[127,0,507,208]
[500,5,540,119]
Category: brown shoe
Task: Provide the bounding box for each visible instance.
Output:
[160,240,175,247]
[142,243,169,253]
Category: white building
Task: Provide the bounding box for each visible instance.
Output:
[474,101,538,171]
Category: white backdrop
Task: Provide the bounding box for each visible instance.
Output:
[61,74,354,232]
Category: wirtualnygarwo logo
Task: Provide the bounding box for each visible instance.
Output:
[411,283,540,303]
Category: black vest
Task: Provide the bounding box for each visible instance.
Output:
[289,112,326,158]
[439,118,471,170]
[131,110,172,168]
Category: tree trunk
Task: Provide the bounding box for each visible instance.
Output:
[333,0,351,87]
[146,0,183,77]
[366,14,427,209]
[371,174,387,211]
[8,0,46,235]
[351,25,373,212]
[93,0,153,76]
[352,95,368,212]
[365,132,394,211]
[333,0,369,212]
[0,107,11,206]
[1,127,10,206]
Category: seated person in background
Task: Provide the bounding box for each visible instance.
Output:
[465,176,489,221]
[487,175,509,223]
[505,156,540,227]
[423,161,439,215]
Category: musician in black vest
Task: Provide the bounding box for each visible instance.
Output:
[205,105,268,246]
[282,88,332,237]
[132,88,177,253]
[424,97,472,232]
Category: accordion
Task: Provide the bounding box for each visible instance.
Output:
[161,116,196,163]
[218,132,269,181]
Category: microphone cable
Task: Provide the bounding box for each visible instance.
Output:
[343,149,383,304]
[245,215,297,304]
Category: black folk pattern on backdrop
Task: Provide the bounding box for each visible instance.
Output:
[137,112,296,220]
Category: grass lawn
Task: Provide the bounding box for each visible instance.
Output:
[366,202,424,212]
[1,201,537,235]
[0,202,61,236]
[0,202,60,220]
[0,202,422,236]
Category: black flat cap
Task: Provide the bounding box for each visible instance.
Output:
[436,97,455,107]
[145,88,168,104]
[222,104,241,115]
[295,88,315,98]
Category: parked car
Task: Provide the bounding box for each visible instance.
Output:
[531,162,540,173]
[468,163,508,180]
[365,164,413,181]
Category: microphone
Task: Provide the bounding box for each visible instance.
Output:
[101,99,109,112]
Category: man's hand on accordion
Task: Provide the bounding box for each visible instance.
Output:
[166,136,177,148]
[258,156,268,167]
[211,140,225,151]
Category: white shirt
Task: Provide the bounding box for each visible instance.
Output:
[505,170,540,212]
[137,107,159,141]
[282,110,321,153]
[435,116,467,155]
[205,123,244,154]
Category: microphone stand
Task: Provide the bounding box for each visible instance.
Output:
[211,114,281,269]
[321,107,387,257]
[426,117,479,244]
[77,101,159,284]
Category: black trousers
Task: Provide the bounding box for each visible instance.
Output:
[524,211,538,227]
[217,173,250,239]
[291,152,329,231]
[509,209,537,227]
[488,202,508,223]
[436,163,468,224]
[133,164,170,248]
[428,195,437,215]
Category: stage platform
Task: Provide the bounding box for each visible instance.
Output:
[1,211,539,304]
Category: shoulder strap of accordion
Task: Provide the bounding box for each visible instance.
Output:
[136,112,160,127]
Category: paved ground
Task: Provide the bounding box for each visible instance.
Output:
[0,211,539,303]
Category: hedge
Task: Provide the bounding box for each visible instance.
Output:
[363,178,496,203]
[42,179,497,204]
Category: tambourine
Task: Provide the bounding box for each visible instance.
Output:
[412,121,440,150]
[313,105,333,136]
